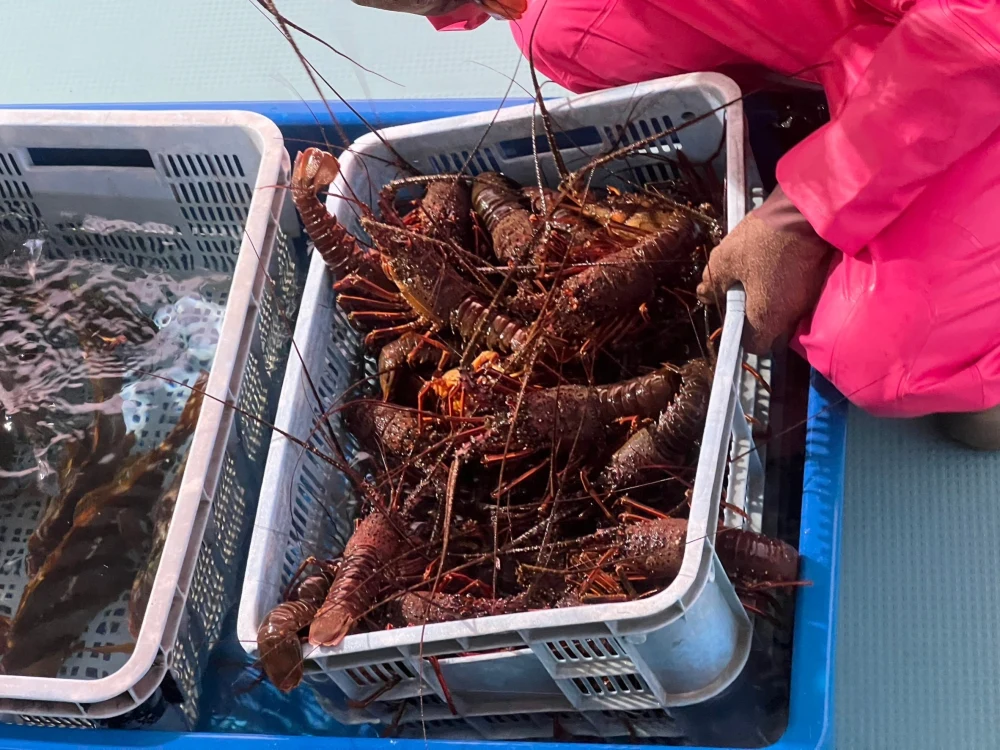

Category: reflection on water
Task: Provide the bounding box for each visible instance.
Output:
[0,232,230,679]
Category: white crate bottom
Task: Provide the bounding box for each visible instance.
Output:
[314,682,685,742]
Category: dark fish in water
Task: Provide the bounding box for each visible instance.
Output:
[128,457,188,638]
[27,379,134,576]
[25,281,156,574]
[1,375,206,677]
[0,615,9,659]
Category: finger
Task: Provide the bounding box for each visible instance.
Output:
[480,0,527,19]
[743,280,797,355]
[697,251,740,307]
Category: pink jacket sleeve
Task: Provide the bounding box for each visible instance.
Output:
[777,0,1000,257]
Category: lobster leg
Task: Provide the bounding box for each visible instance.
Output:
[363,322,422,349]
[336,295,410,313]
[349,310,415,324]
[491,458,550,498]
[334,274,404,303]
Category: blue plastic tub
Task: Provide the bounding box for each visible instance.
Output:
[0,368,844,750]
[0,101,844,750]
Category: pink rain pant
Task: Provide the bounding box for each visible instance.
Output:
[434,1,1000,417]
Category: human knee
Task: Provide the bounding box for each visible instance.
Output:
[822,342,989,419]
[823,359,907,417]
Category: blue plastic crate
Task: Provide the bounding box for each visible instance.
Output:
[0,101,844,749]
[0,370,843,750]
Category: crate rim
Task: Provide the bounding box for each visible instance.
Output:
[0,100,535,132]
[0,109,288,706]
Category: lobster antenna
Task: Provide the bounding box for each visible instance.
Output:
[565,60,833,188]
[251,0,400,85]
[258,0,420,177]
[524,2,569,180]
[458,54,524,178]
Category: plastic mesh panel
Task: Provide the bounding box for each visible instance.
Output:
[346,661,416,688]
[156,151,251,274]
[0,494,41,619]
[568,672,660,711]
[0,152,42,236]
[280,301,362,589]
[547,637,625,662]
[52,222,194,270]
[257,230,298,377]
[164,233,299,726]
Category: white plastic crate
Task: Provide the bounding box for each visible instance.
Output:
[239,73,767,740]
[0,110,295,724]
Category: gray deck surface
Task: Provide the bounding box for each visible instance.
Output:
[838,408,1000,749]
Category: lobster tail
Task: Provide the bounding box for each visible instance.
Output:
[292,148,391,288]
[308,513,404,647]
[452,298,529,354]
[257,599,319,692]
[258,574,331,692]
[715,529,799,585]
[599,359,712,492]
[472,172,535,262]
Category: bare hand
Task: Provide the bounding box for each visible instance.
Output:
[695,193,832,354]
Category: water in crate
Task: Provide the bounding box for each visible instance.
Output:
[0,231,230,679]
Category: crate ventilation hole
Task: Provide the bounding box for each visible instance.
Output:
[572,672,649,696]
[548,637,623,661]
[346,661,415,687]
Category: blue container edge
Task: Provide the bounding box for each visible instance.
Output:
[0,101,845,750]
[0,100,535,145]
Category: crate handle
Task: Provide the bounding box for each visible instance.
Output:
[496,126,602,160]
[27,147,154,169]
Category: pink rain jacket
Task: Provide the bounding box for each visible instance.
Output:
[431,0,1000,417]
